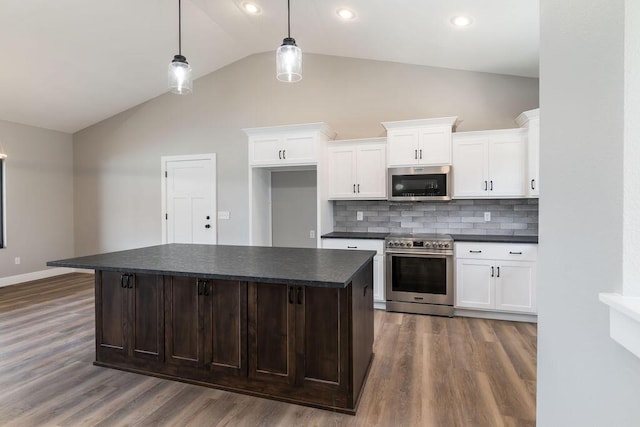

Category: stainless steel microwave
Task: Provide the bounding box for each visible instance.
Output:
[387,166,451,201]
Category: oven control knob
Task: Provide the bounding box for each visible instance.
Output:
[424,242,431,247]
[444,243,450,248]
[399,242,406,247]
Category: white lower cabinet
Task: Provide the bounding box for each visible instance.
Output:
[321,238,385,305]
[455,242,537,314]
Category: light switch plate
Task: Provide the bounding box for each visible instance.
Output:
[217,211,230,220]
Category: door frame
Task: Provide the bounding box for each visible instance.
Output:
[161,154,217,244]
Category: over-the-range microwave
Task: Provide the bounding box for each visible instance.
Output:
[387,165,451,201]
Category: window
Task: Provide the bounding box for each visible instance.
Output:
[0,158,4,248]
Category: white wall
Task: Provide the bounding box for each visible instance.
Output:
[0,120,74,278]
[271,170,317,249]
[538,0,640,424]
[72,52,539,255]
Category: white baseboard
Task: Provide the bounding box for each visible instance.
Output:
[454,308,538,323]
[0,268,94,288]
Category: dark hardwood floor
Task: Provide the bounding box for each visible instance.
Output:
[0,273,536,426]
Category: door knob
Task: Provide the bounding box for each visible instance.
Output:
[205,224,211,229]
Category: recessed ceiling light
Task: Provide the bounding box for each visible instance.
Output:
[242,2,261,15]
[336,8,356,21]
[451,15,473,28]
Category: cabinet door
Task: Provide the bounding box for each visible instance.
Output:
[282,135,316,164]
[452,137,489,198]
[204,280,247,376]
[95,271,127,358]
[455,259,494,309]
[488,136,526,197]
[356,144,387,198]
[165,276,206,367]
[249,136,282,166]
[327,146,357,199]
[419,127,451,165]
[298,286,348,394]
[130,274,164,361]
[527,119,540,197]
[248,282,296,384]
[495,262,536,313]
[387,129,419,167]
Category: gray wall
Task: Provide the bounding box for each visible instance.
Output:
[271,171,317,248]
[72,52,538,255]
[0,120,74,279]
[334,199,538,236]
[537,0,640,425]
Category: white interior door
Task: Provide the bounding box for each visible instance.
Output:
[162,154,217,244]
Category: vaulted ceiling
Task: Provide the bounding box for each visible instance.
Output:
[0,0,539,133]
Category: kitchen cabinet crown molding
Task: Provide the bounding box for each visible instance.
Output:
[515,108,540,127]
[381,116,458,130]
[328,137,386,145]
[453,127,526,139]
[243,122,336,139]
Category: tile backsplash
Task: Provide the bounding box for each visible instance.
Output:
[333,199,538,236]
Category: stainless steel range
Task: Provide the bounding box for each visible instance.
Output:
[385,234,454,317]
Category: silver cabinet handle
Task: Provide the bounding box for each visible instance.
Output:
[509,251,523,255]
[278,150,282,159]
[484,181,488,191]
[419,149,422,159]
[531,179,536,190]
[353,184,356,193]
[357,184,360,193]
[490,180,493,191]
[497,266,500,277]
[469,250,482,253]
[491,266,494,277]
[414,149,418,159]
[282,150,286,159]
[347,246,358,249]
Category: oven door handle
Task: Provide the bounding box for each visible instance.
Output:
[386,250,453,257]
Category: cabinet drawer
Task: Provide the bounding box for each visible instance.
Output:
[455,242,537,262]
[321,238,384,255]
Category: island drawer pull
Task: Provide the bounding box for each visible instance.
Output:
[120,274,127,288]
[288,287,294,304]
[363,285,368,296]
[296,287,303,305]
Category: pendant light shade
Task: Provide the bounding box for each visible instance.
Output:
[169,0,192,95]
[168,55,192,94]
[276,0,302,82]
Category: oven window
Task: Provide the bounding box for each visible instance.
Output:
[391,173,447,198]
[391,256,447,295]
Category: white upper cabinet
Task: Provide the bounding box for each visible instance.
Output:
[382,117,457,167]
[516,108,540,198]
[328,138,387,200]
[245,123,335,167]
[452,129,526,199]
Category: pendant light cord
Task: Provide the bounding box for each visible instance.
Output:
[178,0,182,55]
[287,0,291,38]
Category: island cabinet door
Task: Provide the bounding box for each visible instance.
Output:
[296,285,350,404]
[202,280,248,377]
[248,282,296,385]
[164,276,206,368]
[95,271,164,362]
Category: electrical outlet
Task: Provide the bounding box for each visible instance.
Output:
[309,230,315,239]
[357,211,364,221]
[484,212,491,222]
[217,211,230,220]
[14,257,20,265]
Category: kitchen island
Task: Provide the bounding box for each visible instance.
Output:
[48,244,375,414]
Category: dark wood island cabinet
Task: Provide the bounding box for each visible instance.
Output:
[49,244,375,414]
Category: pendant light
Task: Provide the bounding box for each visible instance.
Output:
[168,0,193,94]
[276,0,302,82]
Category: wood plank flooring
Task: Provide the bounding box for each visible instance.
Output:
[0,273,536,426]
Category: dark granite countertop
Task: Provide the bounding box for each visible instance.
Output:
[321,232,390,240]
[451,234,538,244]
[47,244,376,288]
